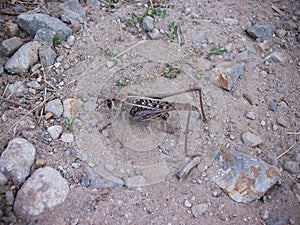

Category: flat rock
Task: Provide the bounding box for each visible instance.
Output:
[33,28,56,45]
[212,63,244,91]
[210,151,281,203]
[191,203,208,217]
[0,138,36,183]
[7,81,26,96]
[60,132,75,143]
[4,41,41,75]
[86,0,100,7]
[242,131,262,147]
[142,16,154,31]
[13,167,69,217]
[0,37,23,57]
[44,99,63,118]
[247,24,276,40]
[59,0,86,24]
[265,52,284,63]
[47,125,63,139]
[39,45,57,67]
[17,13,72,40]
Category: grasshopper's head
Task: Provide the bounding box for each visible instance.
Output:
[105,93,127,110]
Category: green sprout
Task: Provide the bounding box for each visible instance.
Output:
[53,36,61,46]
[167,21,178,39]
[116,77,131,86]
[160,63,181,78]
[205,46,226,59]
[99,47,113,56]
[64,118,75,130]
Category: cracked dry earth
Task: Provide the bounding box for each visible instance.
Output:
[0,0,300,224]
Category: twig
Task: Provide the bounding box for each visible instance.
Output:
[277,142,296,159]
[0,98,28,109]
[112,40,147,59]
[176,156,202,179]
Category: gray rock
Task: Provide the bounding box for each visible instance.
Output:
[5,41,41,75]
[247,24,275,40]
[7,81,26,96]
[211,152,281,203]
[60,132,75,143]
[86,0,100,7]
[245,111,256,120]
[292,153,300,162]
[5,21,20,37]
[17,13,72,40]
[235,50,248,62]
[26,80,41,90]
[265,216,288,225]
[191,203,208,217]
[67,35,75,46]
[47,125,63,139]
[283,161,299,174]
[33,28,56,45]
[39,45,57,67]
[276,117,289,127]
[0,37,23,57]
[0,172,8,185]
[263,152,278,166]
[213,63,244,91]
[275,29,287,38]
[44,99,63,118]
[59,0,86,24]
[5,190,14,206]
[268,100,277,112]
[148,28,160,40]
[282,20,297,30]
[265,52,284,63]
[242,131,262,147]
[0,138,36,183]
[184,199,192,208]
[142,16,154,31]
[13,167,69,217]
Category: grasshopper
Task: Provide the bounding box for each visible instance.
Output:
[105,87,207,123]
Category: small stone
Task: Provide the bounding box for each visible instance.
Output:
[86,0,100,7]
[60,132,74,143]
[39,45,57,67]
[35,159,46,167]
[44,112,53,120]
[292,153,300,162]
[47,125,63,139]
[260,210,270,220]
[223,18,238,26]
[34,28,56,45]
[268,100,277,112]
[0,37,23,57]
[184,199,192,208]
[245,111,256,120]
[142,16,154,31]
[67,35,75,46]
[7,81,26,96]
[0,172,8,185]
[265,52,284,63]
[241,131,262,147]
[71,163,79,169]
[275,29,287,38]
[276,117,289,127]
[282,20,297,30]
[246,24,275,40]
[5,190,14,206]
[272,124,278,131]
[283,161,299,174]
[26,80,41,89]
[261,120,266,126]
[5,21,20,37]
[263,152,278,166]
[148,28,160,40]
[191,203,208,217]
[106,61,115,68]
[44,99,63,118]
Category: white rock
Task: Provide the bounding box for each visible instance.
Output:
[241,131,262,147]
[47,125,63,139]
[0,138,36,183]
[13,167,69,216]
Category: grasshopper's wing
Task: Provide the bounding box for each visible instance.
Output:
[130,109,170,121]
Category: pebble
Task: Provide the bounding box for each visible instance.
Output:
[184,199,192,208]
[27,80,41,89]
[263,152,278,166]
[223,18,238,26]
[67,35,75,46]
[292,153,300,162]
[272,124,278,131]
[35,159,46,167]
[59,0,86,24]
[260,210,270,220]
[60,132,75,143]
[283,161,299,174]
[47,125,63,139]
[5,20,20,37]
[142,16,154,31]
[245,111,256,120]
[39,45,57,67]
[0,172,8,185]
[0,138,36,183]
[106,61,115,68]
[7,81,26,96]
[71,162,79,169]
[86,0,100,7]
[44,99,63,118]
[0,37,23,57]
[241,131,262,147]
[13,167,69,217]
[246,24,275,40]
[276,117,289,127]
[265,52,284,63]
[268,100,277,112]
[4,41,41,75]
[191,203,208,217]
[148,28,161,40]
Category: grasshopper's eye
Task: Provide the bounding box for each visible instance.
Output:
[106,99,114,109]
